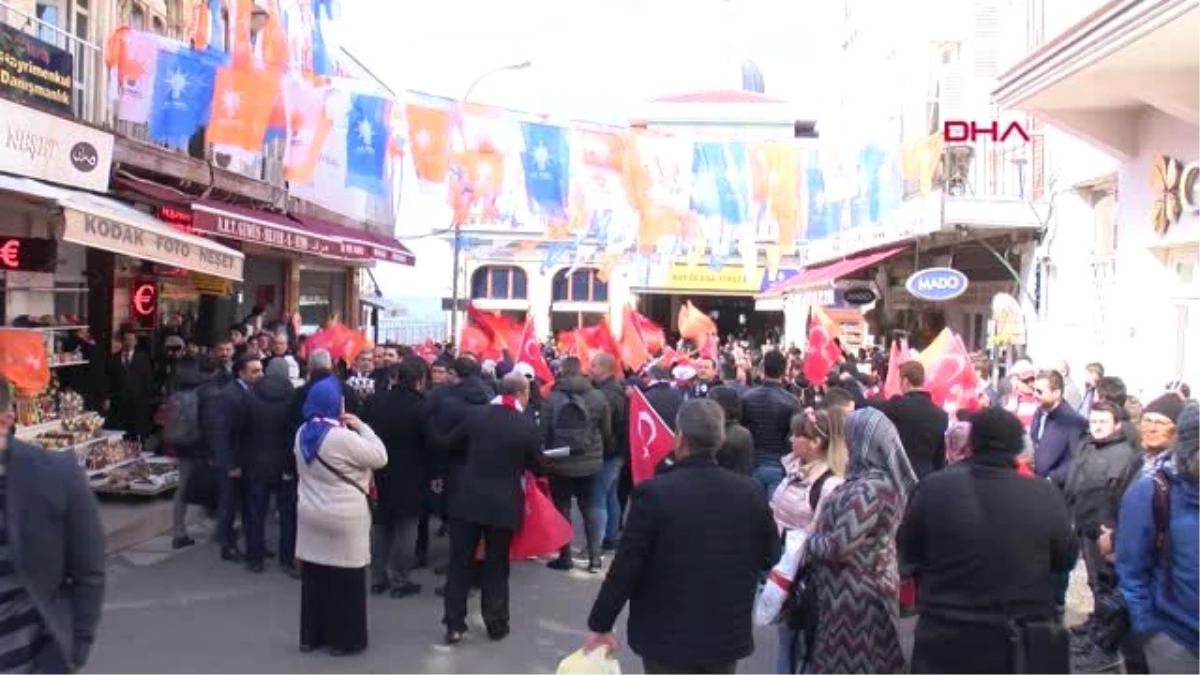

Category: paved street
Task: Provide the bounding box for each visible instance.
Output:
[89,516,1090,674]
[90,521,788,674]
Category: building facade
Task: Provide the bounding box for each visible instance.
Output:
[995,0,1199,395]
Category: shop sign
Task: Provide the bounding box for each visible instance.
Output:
[0,236,57,272]
[798,192,941,267]
[906,267,969,302]
[662,263,763,292]
[61,209,243,281]
[0,97,114,192]
[192,210,343,258]
[156,206,194,228]
[794,288,837,307]
[190,273,233,296]
[129,276,158,330]
[0,23,73,116]
[843,287,877,305]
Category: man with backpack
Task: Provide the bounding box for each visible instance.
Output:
[541,357,611,573]
[166,358,221,550]
[1116,401,1198,674]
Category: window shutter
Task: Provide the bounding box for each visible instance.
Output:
[973,0,1004,81]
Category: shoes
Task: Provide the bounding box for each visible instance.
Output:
[436,523,448,538]
[434,585,446,598]
[245,561,265,573]
[298,644,317,654]
[444,629,465,645]
[587,557,603,574]
[220,548,243,563]
[390,582,421,599]
[328,645,365,657]
[487,625,510,641]
[547,556,573,571]
[171,536,195,550]
[601,539,618,552]
[1072,645,1123,673]
[370,583,389,595]
[414,556,429,570]
[433,564,448,576]
[281,563,301,579]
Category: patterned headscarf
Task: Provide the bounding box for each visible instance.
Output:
[844,407,918,502]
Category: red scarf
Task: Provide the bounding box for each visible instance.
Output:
[490,394,524,412]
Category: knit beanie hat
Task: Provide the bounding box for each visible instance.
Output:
[968,407,1026,456]
[1143,393,1185,423]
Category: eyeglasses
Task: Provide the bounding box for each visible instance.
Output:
[1140,417,1175,429]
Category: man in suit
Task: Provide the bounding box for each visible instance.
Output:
[442,374,544,646]
[870,361,949,479]
[586,399,780,674]
[213,354,263,561]
[106,327,154,441]
[0,376,105,672]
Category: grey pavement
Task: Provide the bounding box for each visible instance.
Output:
[88,516,1087,674]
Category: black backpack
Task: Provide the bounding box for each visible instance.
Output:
[163,389,201,447]
[549,391,594,456]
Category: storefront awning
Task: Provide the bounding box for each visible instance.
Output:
[0,174,244,281]
[757,246,905,299]
[192,201,415,266]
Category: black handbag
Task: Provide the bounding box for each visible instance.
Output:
[784,469,834,633]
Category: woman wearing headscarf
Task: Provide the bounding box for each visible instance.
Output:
[294,377,388,656]
[900,407,1076,673]
[799,407,916,674]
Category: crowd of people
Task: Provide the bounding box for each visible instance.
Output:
[1,310,1196,674]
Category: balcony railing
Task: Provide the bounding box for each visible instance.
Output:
[901,132,1046,202]
[0,1,394,230]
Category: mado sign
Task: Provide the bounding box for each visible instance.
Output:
[906,267,969,302]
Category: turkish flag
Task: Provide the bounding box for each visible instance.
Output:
[580,320,623,371]
[516,319,555,385]
[620,306,651,372]
[802,306,842,384]
[467,302,520,360]
[629,308,665,356]
[414,338,440,364]
[677,301,717,344]
[556,329,595,371]
[917,327,979,416]
[629,387,676,485]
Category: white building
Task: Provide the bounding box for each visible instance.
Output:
[994,0,1199,395]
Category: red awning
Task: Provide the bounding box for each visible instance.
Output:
[760,246,906,297]
[191,201,415,266]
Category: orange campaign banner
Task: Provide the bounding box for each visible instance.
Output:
[405,104,452,188]
[0,330,51,395]
[207,66,282,152]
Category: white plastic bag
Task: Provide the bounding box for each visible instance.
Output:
[556,647,622,675]
[754,529,808,626]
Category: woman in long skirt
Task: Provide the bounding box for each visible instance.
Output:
[293,375,388,655]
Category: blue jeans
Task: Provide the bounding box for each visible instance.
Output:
[776,624,799,674]
[593,457,625,544]
[754,461,786,501]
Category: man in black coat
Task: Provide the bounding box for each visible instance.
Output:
[899,407,1077,673]
[586,399,780,674]
[870,361,949,479]
[105,327,155,441]
[642,366,684,432]
[241,358,294,573]
[1031,369,1088,487]
[442,374,544,645]
[740,350,799,497]
[591,353,629,550]
[367,360,435,598]
[213,354,263,562]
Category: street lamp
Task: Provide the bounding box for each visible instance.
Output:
[449,59,533,344]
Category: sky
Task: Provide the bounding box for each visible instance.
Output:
[340,0,840,298]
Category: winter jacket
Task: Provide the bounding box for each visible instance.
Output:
[871,390,949,480]
[168,365,211,461]
[595,376,629,461]
[740,381,799,466]
[587,456,779,665]
[1064,433,1141,539]
[1031,403,1088,487]
[541,374,611,478]
[367,387,434,520]
[242,373,295,481]
[426,374,494,474]
[1116,467,1199,655]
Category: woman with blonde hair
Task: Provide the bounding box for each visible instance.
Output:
[768,406,848,673]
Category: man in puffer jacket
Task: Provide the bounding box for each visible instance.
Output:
[541,357,611,573]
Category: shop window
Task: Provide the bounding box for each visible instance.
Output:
[552,268,607,303]
[130,3,145,30]
[469,266,527,301]
[35,3,59,45]
[151,15,164,35]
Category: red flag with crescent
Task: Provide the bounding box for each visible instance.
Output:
[882,339,909,399]
[517,319,555,386]
[803,306,843,384]
[917,327,979,415]
[629,387,676,485]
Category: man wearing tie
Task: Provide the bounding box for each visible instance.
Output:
[106,327,154,441]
